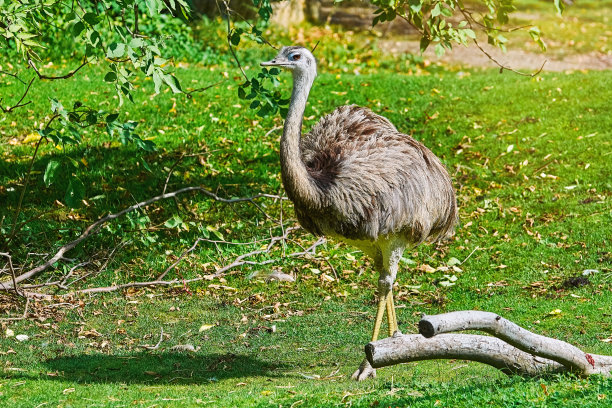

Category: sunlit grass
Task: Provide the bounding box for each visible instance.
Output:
[0,63,610,406]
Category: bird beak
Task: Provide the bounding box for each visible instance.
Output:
[261,58,290,67]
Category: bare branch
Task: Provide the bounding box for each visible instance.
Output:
[471,39,547,77]
[0,76,35,113]
[0,186,284,290]
[0,70,28,84]
[0,252,22,296]
[455,7,546,77]
[185,79,225,99]
[367,333,566,376]
[28,57,89,80]
[367,311,612,377]
[419,311,612,376]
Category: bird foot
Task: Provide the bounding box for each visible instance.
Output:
[351,358,376,381]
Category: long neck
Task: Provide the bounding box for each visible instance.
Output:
[280,69,321,207]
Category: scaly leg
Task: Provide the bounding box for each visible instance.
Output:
[386,290,396,336]
[386,290,402,336]
[371,290,389,341]
[352,244,404,381]
[352,285,391,381]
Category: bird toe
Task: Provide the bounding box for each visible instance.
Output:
[351,359,376,381]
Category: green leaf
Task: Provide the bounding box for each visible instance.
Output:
[44,160,61,187]
[238,86,247,99]
[140,157,152,172]
[419,36,431,53]
[163,74,182,94]
[107,42,126,58]
[104,71,117,82]
[72,21,85,37]
[106,113,119,123]
[146,0,162,15]
[230,31,241,46]
[87,30,101,47]
[82,12,100,26]
[152,70,163,94]
[431,3,441,17]
[165,215,184,229]
[65,178,85,208]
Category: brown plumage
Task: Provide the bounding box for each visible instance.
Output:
[261,46,458,380]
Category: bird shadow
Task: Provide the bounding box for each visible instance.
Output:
[34,352,290,385]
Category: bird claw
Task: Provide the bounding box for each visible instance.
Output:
[351,359,376,381]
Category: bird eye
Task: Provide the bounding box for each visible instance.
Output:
[291,54,301,61]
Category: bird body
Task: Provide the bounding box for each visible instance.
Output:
[261,46,457,380]
[297,104,456,246]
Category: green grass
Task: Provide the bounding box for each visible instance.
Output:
[1,25,612,405]
[0,64,610,407]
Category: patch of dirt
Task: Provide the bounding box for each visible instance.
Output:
[378,39,612,72]
[316,1,612,71]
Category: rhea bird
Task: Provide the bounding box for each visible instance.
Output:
[261,46,458,380]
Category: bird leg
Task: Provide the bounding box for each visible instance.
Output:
[371,290,390,341]
[386,290,400,336]
[352,282,392,381]
[352,246,402,381]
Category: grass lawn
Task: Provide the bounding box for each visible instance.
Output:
[0,56,611,406]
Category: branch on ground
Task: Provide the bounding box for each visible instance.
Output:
[21,225,323,298]
[366,311,612,377]
[0,186,286,291]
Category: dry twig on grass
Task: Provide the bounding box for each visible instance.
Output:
[0,186,284,291]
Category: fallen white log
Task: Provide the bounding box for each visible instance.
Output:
[366,311,612,377]
[366,333,565,376]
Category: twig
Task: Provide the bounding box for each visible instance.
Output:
[28,58,89,80]
[185,80,225,99]
[0,186,285,290]
[0,252,21,296]
[471,38,547,77]
[157,237,205,280]
[0,76,35,113]
[265,125,283,139]
[58,261,91,289]
[454,6,546,76]
[460,246,479,265]
[7,114,64,243]
[62,227,306,295]
[162,153,186,195]
[0,70,27,84]
[140,327,164,350]
[220,0,248,80]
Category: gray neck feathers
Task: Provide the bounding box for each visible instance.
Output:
[280,68,321,207]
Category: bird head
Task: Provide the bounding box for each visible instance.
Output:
[261,46,317,76]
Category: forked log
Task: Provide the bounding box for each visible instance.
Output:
[365,333,566,376]
[366,311,612,377]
